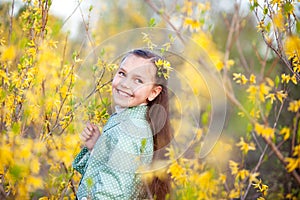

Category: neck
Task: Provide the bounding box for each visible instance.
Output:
[114,103,148,114]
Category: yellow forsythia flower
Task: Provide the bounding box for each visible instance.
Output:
[30,157,41,174]
[284,36,300,59]
[291,74,297,85]
[233,73,248,84]
[273,12,284,30]
[279,127,290,141]
[254,123,275,139]
[229,160,239,175]
[237,169,250,180]
[285,145,300,172]
[259,83,271,102]
[252,179,269,196]
[265,77,274,87]
[293,64,300,73]
[285,157,299,172]
[266,93,276,104]
[249,172,260,183]
[247,85,258,103]
[167,161,187,185]
[288,100,300,112]
[1,45,16,61]
[219,173,227,184]
[281,73,291,84]
[249,74,256,84]
[276,90,287,103]
[184,17,201,31]
[292,145,300,157]
[256,20,265,32]
[226,59,235,69]
[236,137,256,154]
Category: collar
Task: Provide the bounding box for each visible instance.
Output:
[103,105,148,132]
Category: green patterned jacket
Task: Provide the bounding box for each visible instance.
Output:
[73,106,154,200]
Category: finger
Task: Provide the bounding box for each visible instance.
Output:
[91,124,98,132]
[81,129,92,139]
[83,127,93,136]
[86,122,94,132]
[79,133,88,142]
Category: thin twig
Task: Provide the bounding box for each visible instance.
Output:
[236,38,250,73]
[144,0,185,44]
[62,0,82,28]
[223,2,240,80]
[8,0,15,44]
[291,112,299,152]
[242,144,269,199]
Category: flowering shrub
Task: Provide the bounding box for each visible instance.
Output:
[0,0,299,199]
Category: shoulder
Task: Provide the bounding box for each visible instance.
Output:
[115,106,152,136]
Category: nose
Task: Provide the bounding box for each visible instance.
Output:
[120,77,131,89]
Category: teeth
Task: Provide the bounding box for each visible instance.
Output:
[118,90,131,97]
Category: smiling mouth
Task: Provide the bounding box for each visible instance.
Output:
[117,89,133,97]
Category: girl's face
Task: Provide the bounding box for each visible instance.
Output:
[112,54,162,108]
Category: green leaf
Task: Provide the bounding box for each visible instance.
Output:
[250,1,259,11]
[89,5,93,12]
[283,2,293,15]
[247,123,253,133]
[12,122,20,135]
[263,7,268,15]
[100,48,105,57]
[9,164,23,181]
[149,18,156,27]
[102,97,109,106]
[275,75,280,88]
[265,22,271,32]
[296,21,300,35]
[265,101,272,116]
[72,51,78,60]
[201,112,209,126]
[140,138,147,153]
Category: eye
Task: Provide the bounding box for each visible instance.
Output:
[135,78,143,84]
[118,71,126,77]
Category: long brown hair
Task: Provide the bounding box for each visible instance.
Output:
[123,49,172,199]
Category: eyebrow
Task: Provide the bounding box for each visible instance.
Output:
[118,67,127,73]
[119,67,152,81]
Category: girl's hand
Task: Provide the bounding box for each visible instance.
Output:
[80,122,101,151]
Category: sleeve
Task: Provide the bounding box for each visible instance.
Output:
[72,147,91,175]
[92,118,153,199]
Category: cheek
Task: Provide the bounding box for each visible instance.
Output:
[133,85,153,96]
[111,77,119,89]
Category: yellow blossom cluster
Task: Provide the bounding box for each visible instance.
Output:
[288,99,300,112]
[166,145,224,199]
[0,1,112,198]
[228,160,260,198]
[182,0,210,32]
[279,127,291,141]
[236,137,256,155]
[0,130,45,198]
[252,179,269,197]
[281,73,297,85]
[241,74,287,105]
[254,123,275,139]
[285,36,300,74]
[285,145,300,172]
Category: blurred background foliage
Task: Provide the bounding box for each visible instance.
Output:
[0,0,300,199]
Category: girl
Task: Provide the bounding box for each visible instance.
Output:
[73,49,172,199]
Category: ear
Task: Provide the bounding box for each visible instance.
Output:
[147,85,162,102]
